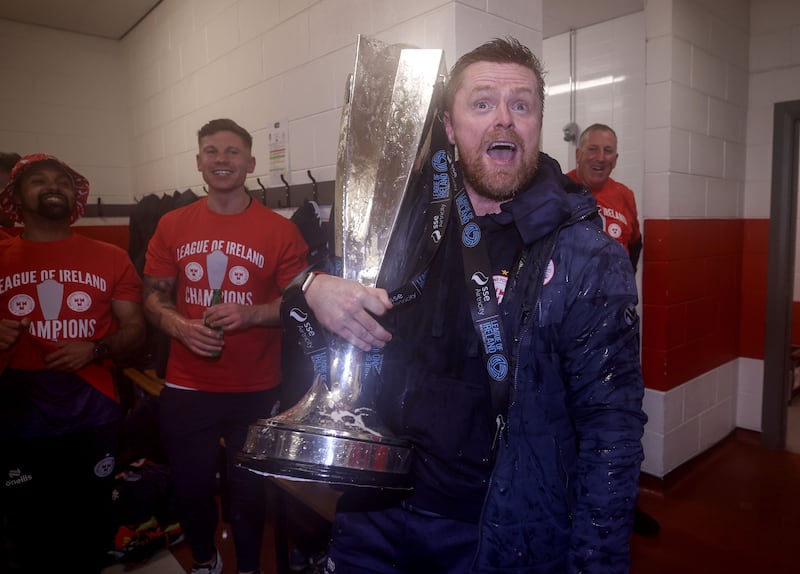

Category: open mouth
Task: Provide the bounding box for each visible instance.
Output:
[487,141,517,161]
[212,169,233,176]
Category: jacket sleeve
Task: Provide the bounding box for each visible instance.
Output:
[559,238,646,574]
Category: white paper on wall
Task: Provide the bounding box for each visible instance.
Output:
[268,119,290,188]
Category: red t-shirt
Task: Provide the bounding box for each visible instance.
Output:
[0,233,142,399]
[567,170,641,253]
[144,198,308,393]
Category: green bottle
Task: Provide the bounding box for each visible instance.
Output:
[207,288,223,358]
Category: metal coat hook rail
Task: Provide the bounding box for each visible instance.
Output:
[279,174,291,207]
[256,177,268,205]
[307,170,318,203]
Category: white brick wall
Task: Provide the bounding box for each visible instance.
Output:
[0,20,132,204]
[641,359,740,477]
[743,0,800,297]
[542,11,646,205]
[119,0,542,200]
[0,1,544,204]
[644,0,749,220]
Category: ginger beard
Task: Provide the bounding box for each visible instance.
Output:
[457,128,539,203]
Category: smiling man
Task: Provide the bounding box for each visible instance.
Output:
[568,123,642,271]
[142,119,309,574]
[303,38,646,574]
[0,154,145,573]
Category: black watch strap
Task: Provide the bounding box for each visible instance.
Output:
[92,339,111,362]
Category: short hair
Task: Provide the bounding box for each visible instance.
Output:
[444,37,545,114]
[0,152,21,174]
[578,123,617,148]
[197,119,253,150]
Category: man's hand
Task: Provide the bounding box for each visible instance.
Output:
[44,340,95,372]
[0,317,31,351]
[304,274,393,351]
[203,302,257,332]
[172,315,224,358]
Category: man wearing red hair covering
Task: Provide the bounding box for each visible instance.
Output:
[0,154,146,573]
[0,152,20,233]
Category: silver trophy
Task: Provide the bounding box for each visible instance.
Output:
[237,36,447,488]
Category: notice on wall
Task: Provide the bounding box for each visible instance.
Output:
[268,119,290,188]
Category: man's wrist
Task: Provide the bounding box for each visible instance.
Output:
[92,339,111,362]
[284,268,324,296]
[301,271,321,294]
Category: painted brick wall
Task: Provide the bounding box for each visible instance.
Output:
[642,218,742,391]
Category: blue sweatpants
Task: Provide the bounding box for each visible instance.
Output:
[324,499,479,574]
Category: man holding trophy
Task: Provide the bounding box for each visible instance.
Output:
[290,37,646,573]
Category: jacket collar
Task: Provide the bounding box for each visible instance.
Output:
[483,153,598,245]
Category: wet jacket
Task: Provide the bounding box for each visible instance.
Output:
[379,153,646,573]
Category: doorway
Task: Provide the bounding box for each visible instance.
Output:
[763,99,800,451]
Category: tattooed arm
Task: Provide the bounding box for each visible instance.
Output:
[142,274,222,358]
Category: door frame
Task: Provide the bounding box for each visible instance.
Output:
[762,99,800,450]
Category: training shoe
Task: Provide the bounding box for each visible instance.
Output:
[190,548,222,574]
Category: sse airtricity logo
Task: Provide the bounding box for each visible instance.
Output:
[289,308,308,323]
[471,271,490,286]
[462,222,480,247]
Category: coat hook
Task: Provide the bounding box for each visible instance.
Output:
[307,170,318,203]
[256,177,268,205]
[279,174,291,208]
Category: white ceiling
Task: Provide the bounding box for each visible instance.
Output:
[0,0,643,41]
[0,0,162,40]
[543,0,643,38]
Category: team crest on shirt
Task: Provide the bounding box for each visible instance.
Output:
[66,291,91,312]
[8,294,35,316]
[494,271,509,303]
[543,259,555,285]
[229,266,249,286]
[94,455,115,478]
[185,262,204,282]
[607,222,622,239]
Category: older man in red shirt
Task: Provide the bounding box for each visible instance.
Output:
[568,123,642,271]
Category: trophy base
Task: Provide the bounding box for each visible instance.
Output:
[237,419,414,490]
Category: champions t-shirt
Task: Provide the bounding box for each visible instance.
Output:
[144,198,308,393]
[0,233,142,436]
[566,170,641,253]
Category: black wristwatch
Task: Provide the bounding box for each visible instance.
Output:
[92,339,111,362]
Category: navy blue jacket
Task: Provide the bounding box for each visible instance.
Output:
[377,153,645,573]
[472,155,646,573]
